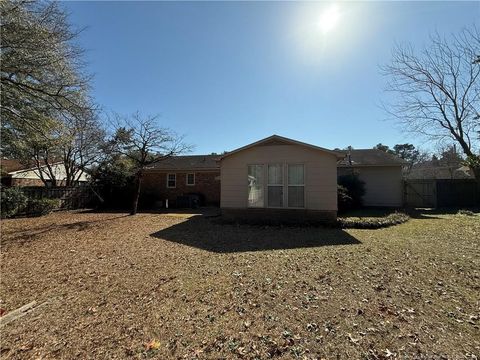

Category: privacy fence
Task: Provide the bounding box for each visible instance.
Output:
[403,179,479,208]
[18,186,100,215]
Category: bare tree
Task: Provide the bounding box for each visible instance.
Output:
[107,113,192,215]
[383,26,480,180]
[61,114,105,186]
[5,113,105,187]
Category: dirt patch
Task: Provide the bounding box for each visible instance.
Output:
[1,210,479,358]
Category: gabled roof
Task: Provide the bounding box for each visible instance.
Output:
[1,159,64,175]
[145,155,221,171]
[220,135,343,160]
[337,149,407,167]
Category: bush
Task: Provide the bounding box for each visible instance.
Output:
[337,212,410,229]
[337,185,353,213]
[0,187,28,218]
[338,175,365,210]
[28,198,61,216]
[457,209,475,216]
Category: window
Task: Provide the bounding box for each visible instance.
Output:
[167,173,176,188]
[186,173,195,186]
[288,164,304,208]
[268,164,283,207]
[248,165,264,207]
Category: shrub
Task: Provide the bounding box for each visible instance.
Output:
[337,212,410,229]
[337,185,353,213]
[0,187,28,218]
[457,209,475,216]
[28,198,61,216]
[338,174,365,209]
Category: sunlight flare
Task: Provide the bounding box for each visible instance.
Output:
[318,4,341,34]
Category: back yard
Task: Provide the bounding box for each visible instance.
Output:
[0,210,478,359]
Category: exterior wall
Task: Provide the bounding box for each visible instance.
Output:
[142,170,221,206]
[339,166,403,207]
[10,164,88,183]
[11,178,47,187]
[220,144,338,212]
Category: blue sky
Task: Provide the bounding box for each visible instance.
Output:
[65,1,479,154]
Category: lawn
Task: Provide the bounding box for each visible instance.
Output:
[0,210,479,359]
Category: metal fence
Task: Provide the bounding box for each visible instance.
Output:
[403,179,478,208]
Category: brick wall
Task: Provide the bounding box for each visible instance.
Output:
[142,170,221,207]
[11,178,46,187]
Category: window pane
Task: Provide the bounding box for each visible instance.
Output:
[187,173,194,185]
[248,165,263,184]
[248,165,264,207]
[268,186,283,207]
[268,164,283,185]
[288,186,304,208]
[288,164,304,185]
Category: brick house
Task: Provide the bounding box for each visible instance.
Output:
[141,136,407,213]
[142,155,221,206]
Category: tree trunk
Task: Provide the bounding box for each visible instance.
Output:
[130,171,143,215]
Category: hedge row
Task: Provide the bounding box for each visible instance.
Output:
[337,212,410,229]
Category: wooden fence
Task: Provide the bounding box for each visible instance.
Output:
[20,186,99,213]
[403,179,478,208]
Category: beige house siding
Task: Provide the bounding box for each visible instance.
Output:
[355,166,403,207]
[220,144,338,211]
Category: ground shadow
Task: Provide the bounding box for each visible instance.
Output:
[1,214,129,247]
[406,207,479,219]
[151,216,360,253]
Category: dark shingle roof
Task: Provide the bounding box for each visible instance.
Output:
[146,155,220,171]
[337,149,407,167]
[144,149,405,171]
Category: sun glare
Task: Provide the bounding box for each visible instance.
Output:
[319,4,340,34]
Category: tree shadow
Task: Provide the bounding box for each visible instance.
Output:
[1,214,129,247]
[406,207,479,219]
[150,217,361,253]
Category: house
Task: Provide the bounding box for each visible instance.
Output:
[337,149,407,207]
[142,135,408,219]
[0,159,88,187]
[406,165,474,180]
[219,135,342,222]
[142,155,221,206]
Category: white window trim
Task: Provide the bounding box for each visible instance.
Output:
[186,173,195,186]
[167,173,176,188]
[286,163,306,209]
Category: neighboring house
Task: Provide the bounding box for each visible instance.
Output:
[142,135,408,218]
[337,149,406,207]
[143,155,221,206]
[0,159,88,187]
[219,135,342,222]
[406,165,474,180]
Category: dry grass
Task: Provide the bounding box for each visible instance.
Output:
[0,210,479,359]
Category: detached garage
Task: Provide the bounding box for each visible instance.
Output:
[338,149,406,207]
